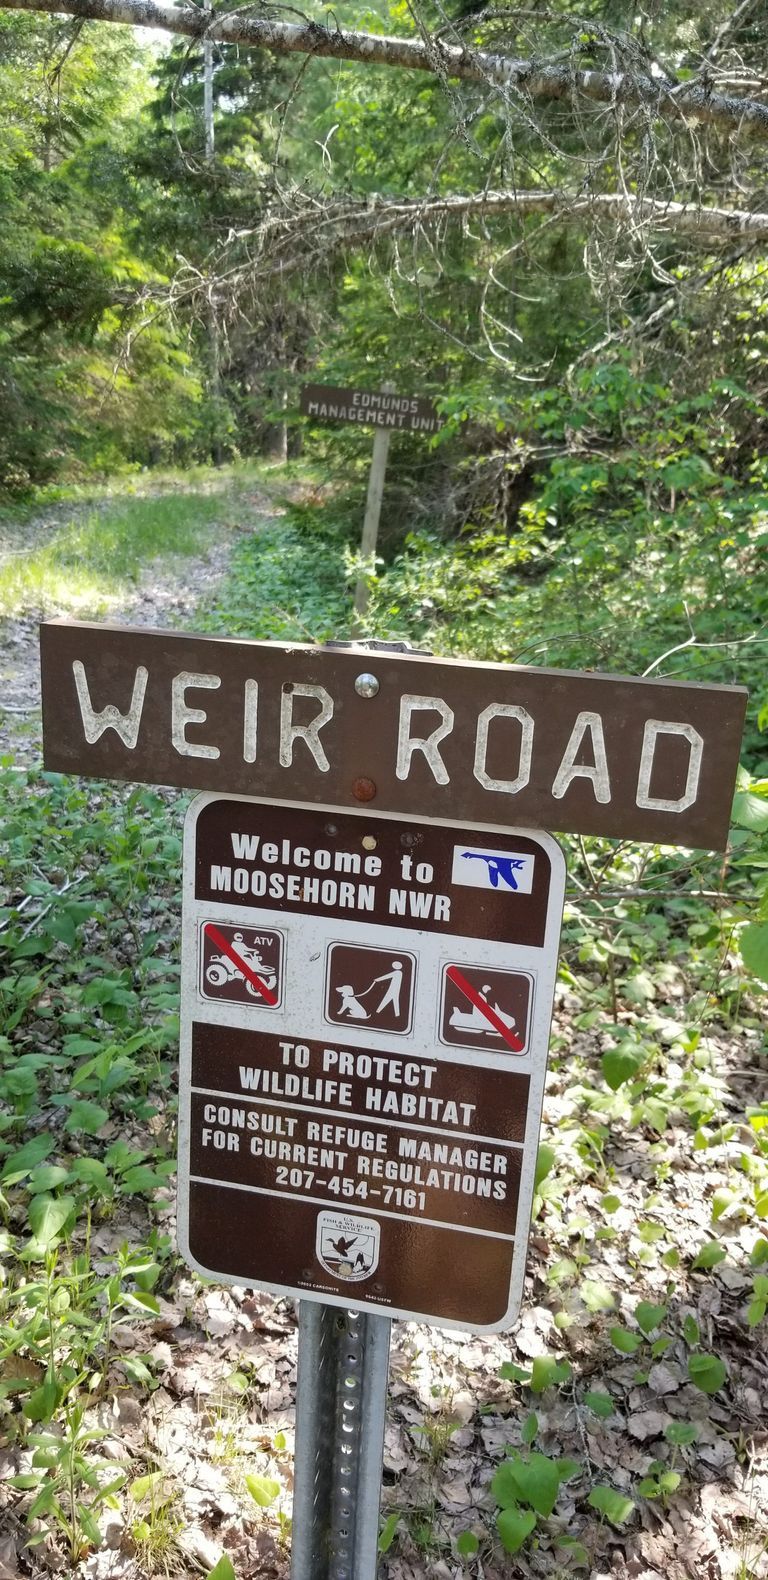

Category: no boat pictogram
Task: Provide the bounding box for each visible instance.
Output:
[200,922,283,1007]
[440,964,533,1054]
[324,943,416,1035]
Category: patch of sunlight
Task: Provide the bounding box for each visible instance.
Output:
[0,493,224,620]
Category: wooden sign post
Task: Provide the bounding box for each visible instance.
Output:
[299,382,442,616]
[38,619,747,1579]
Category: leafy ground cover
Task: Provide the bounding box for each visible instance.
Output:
[0,473,767,1580]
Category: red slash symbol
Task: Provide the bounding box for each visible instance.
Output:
[203,923,278,1006]
[446,965,525,1053]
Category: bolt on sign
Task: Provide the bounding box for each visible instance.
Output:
[40,621,747,850]
[299,383,441,434]
[178,796,566,1330]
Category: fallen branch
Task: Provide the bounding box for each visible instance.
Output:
[307,188,768,245]
[211,190,768,288]
[2,0,768,141]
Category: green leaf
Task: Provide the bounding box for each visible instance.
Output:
[588,1486,634,1526]
[582,1280,615,1312]
[496,1507,537,1554]
[120,1356,154,1388]
[658,1470,682,1495]
[1,1134,55,1183]
[747,1299,767,1327]
[638,1477,660,1499]
[507,1453,561,1517]
[456,1531,479,1556]
[740,923,768,983]
[534,1144,556,1188]
[664,1422,699,1447]
[692,1241,726,1271]
[78,1503,103,1548]
[64,1100,109,1135]
[27,1194,76,1249]
[205,1558,236,1580]
[378,1513,399,1553]
[732,793,768,834]
[499,1362,531,1383]
[711,1188,736,1222]
[635,1302,667,1335]
[557,1536,589,1566]
[245,1474,280,1507]
[638,1221,666,1244]
[609,1326,642,1355]
[49,912,76,947]
[28,1164,70,1194]
[521,1411,538,1445]
[71,1157,109,1187]
[751,1239,768,1267]
[529,1356,571,1393]
[602,1048,643,1091]
[22,1375,59,1423]
[600,1194,621,1214]
[129,1471,167,1501]
[491,1463,521,1510]
[688,1354,727,1395]
[682,1315,700,1346]
[585,1390,614,1418]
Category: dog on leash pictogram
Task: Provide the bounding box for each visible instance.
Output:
[324,943,416,1034]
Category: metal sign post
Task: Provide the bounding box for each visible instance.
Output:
[291,1304,391,1580]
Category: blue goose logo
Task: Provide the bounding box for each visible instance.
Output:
[451,845,535,894]
[461,853,527,890]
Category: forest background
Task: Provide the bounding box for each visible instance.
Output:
[1,1,768,1577]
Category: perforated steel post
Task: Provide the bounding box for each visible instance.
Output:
[291,1302,391,1580]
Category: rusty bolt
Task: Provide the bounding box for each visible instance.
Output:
[352,777,377,802]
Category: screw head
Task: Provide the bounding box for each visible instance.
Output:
[354,672,380,698]
[352,777,377,802]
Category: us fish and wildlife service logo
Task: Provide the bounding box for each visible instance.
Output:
[324,943,416,1034]
[451,844,535,894]
[316,1212,381,1282]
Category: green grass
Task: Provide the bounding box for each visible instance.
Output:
[0,459,320,620]
[0,492,231,619]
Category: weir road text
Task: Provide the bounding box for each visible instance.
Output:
[40,622,746,847]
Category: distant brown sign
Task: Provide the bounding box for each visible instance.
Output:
[178,798,566,1330]
[40,620,747,849]
[300,383,440,434]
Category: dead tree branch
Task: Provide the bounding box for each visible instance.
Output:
[2,0,768,141]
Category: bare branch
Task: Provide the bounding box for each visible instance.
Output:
[2,0,768,140]
[226,190,768,269]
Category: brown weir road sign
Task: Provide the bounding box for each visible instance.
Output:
[40,620,746,849]
[300,383,440,434]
